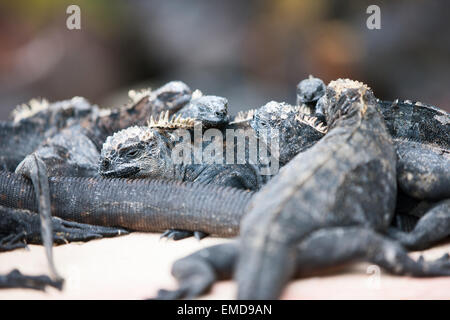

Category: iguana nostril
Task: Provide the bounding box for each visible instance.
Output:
[101,159,110,170]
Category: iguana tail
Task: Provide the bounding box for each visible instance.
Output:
[15,154,63,282]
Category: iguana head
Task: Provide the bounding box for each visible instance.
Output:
[177,95,229,127]
[12,96,95,126]
[296,75,326,106]
[128,81,192,115]
[99,126,175,179]
[250,101,326,164]
[96,81,193,135]
[324,78,375,127]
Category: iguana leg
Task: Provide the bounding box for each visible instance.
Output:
[160,229,208,241]
[294,226,450,277]
[15,153,59,280]
[156,242,237,299]
[396,140,450,200]
[0,269,62,291]
[156,227,450,299]
[0,205,128,251]
[392,214,419,233]
[387,200,450,250]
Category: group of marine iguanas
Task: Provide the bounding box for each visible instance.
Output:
[0,76,449,299]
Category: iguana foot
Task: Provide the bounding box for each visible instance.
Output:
[387,199,450,250]
[51,218,129,244]
[155,257,215,299]
[160,229,208,241]
[0,269,63,291]
[0,205,128,250]
[411,253,450,276]
[0,232,27,252]
[155,242,237,299]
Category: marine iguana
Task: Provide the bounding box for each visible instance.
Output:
[156,79,450,299]
[99,76,449,242]
[98,101,326,187]
[100,77,448,199]
[0,81,193,280]
[98,99,325,241]
[175,93,230,128]
[298,76,450,250]
[0,77,446,282]
[10,81,193,178]
[0,97,98,172]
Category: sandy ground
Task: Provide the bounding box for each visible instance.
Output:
[0,232,449,300]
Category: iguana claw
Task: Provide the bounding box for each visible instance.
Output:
[0,232,27,252]
[0,269,63,291]
[160,229,208,241]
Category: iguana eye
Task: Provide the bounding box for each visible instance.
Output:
[127,149,139,158]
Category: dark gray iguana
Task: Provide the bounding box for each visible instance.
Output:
[98,76,449,242]
[1,77,448,290]
[1,79,448,297]
[98,99,326,240]
[155,79,450,300]
[298,76,450,249]
[98,100,326,188]
[0,81,192,286]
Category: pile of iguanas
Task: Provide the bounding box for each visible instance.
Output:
[0,76,448,299]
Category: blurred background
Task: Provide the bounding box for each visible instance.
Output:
[0,0,449,120]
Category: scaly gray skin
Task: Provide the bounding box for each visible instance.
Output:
[0,205,128,251]
[98,101,325,240]
[0,97,97,172]
[99,84,449,242]
[296,75,326,119]
[157,79,450,300]
[0,130,448,295]
[99,101,326,187]
[0,170,251,238]
[102,78,449,200]
[0,81,192,280]
[176,95,230,128]
[299,76,450,200]
[100,126,265,190]
[0,97,101,279]
[236,79,399,299]
[300,76,450,250]
[13,81,193,178]
[156,227,450,300]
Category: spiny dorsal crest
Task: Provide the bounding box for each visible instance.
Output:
[259,101,297,121]
[295,104,313,115]
[12,98,49,123]
[295,113,328,134]
[147,110,196,129]
[128,88,152,103]
[230,109,256,124]
[103,126,154,152]
[191,89,203,99]
[328,78,371,96]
